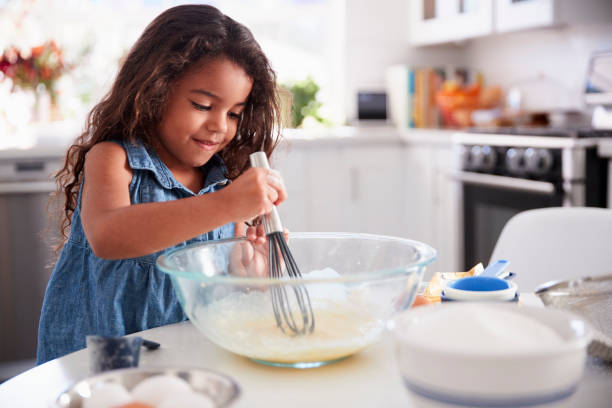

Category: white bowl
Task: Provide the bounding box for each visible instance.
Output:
[388,303,591,407]
[55,367,240,407]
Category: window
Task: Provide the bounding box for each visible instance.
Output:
[0,0,345,126]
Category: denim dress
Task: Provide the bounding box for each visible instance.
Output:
[36,140,234,364]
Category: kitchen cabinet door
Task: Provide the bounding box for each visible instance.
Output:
[342,145,406,237]
[403,144,436,245]
[403,142,461,276]
[409,0,493,46]
[430,145,461,273]
[276,141,406,236]
[275,144,351,233]
[305,146,351,232]
[494,0,555,33]
[495,0,612,33]
[277,137,460,275]
[273,145,310,233]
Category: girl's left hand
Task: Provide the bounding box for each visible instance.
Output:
[230,225,290,277]
[245,223,266,245]
[230,238,268,278]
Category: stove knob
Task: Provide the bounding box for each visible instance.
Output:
[470,145,484,171]
[471,145,497,172]
[525,148,553,176]
[506,147,527,176]
[480,145,497,172]
[458,145,471,170]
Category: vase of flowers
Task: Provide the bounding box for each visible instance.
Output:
[0,40,69,122]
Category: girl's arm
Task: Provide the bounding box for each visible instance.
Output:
[80,142,284,259]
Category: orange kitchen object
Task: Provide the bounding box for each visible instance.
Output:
[422,263,484,303]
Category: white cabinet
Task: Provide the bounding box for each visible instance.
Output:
[409,0,493,46]
[494,0,555,33]
[342,146,406,237]
[410,0,612,46]
[403,141,460,276]
[274,143,349,233]
[495,0,612,33]
[274,132,461,276]
[274,140,407,237]
[271,146,311,233]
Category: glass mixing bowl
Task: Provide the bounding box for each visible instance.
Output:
[156,232,436,368]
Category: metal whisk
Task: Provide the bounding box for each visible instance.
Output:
[249,152,315,336]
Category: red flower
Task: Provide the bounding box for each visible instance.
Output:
[0,40,71,99]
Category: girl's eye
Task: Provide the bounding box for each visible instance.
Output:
[190,101,210,111]
[191,101,240,120]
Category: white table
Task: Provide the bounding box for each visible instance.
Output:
[1,296,611,407]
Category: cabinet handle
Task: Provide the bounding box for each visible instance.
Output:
[15,161,46,172]
[451,171,556,195]
[0,181,56,193]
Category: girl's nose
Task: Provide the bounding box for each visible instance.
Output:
[206,110,228,133]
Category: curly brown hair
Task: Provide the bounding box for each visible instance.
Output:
[54,4,281,244]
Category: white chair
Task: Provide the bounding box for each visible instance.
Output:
[489,207,612,292]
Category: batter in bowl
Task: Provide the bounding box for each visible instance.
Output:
[190,269,390,366]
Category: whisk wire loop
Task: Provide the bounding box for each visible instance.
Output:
[268,233,315,335]
[250,151,315,336]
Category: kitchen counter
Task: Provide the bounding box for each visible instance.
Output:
[5,122,612,159]
[282,126,455,147]
[0,122,457,159]
[10,121,612,159]
[0,121,80,160]
[1,296,611,407]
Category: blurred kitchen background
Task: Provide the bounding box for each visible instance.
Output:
[1,0,612,381]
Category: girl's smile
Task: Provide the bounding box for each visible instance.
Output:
[193,138,222,151]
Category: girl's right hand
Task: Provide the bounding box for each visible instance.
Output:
[218,167,287,223]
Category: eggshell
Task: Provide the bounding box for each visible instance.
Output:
[158,391,216,408]
[130,374,192,405]
[83,382,132,408]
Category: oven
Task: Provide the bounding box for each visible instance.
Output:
[453,131,608,270]
[0,155,62,381]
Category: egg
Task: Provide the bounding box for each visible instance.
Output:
[157,391,216,408]
[83,382,132,408]
[130,374,192,405]
[115,403,154,408]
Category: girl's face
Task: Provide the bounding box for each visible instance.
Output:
[156,56,253,172]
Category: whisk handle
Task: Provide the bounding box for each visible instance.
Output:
[249,152,284,234]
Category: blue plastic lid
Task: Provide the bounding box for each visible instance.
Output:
[448,276,510,292]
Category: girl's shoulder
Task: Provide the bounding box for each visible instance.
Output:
[85,141,130,178]
[88,140,127,158]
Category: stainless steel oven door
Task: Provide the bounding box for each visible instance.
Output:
[0,160,60,380]
[454,171,565,270]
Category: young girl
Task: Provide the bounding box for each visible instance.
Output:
[37,4,286,364]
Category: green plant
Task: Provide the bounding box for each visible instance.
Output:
[281,76,328,128]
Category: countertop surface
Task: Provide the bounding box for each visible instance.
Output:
[0,122,456,160]
[0,121,79,160]
[4,121,612,160]
[3,121,612,167]
[1,296,612,408]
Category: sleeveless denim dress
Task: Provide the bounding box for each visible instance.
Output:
[36,140,234,364]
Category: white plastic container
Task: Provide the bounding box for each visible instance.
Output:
[389,303,591,407]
